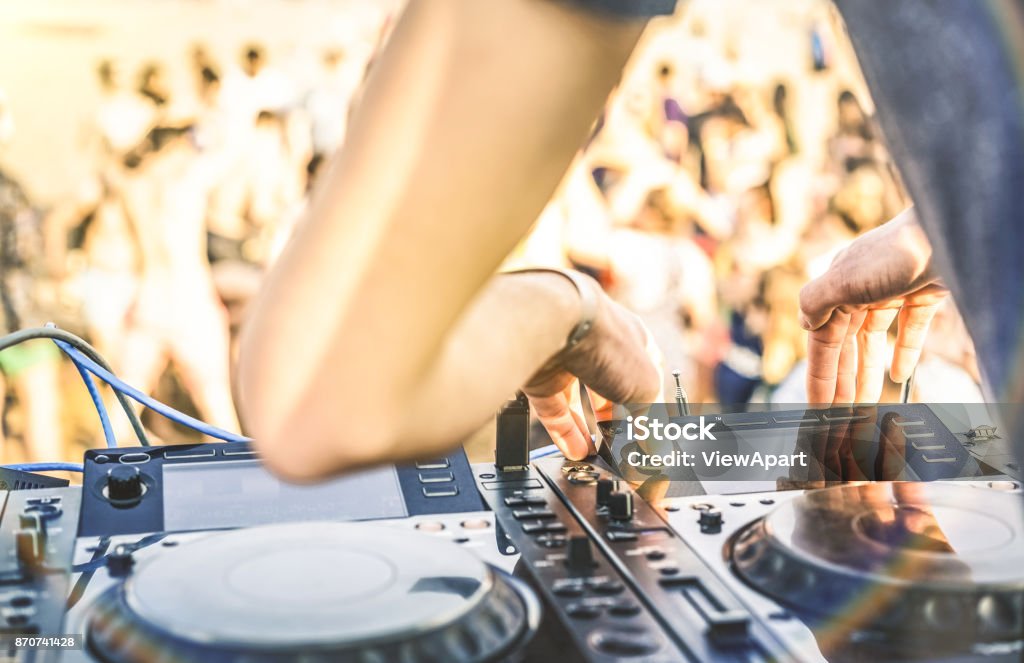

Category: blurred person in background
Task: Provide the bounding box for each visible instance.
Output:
[115,125,239,438]
[0,92,63,463]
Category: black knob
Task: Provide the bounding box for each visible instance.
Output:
[106,544,135,577]
[566,536,596,572]
[596,479,617,507]
[699,508,723,534]
[107,465,143,502]
[608,492,634,521]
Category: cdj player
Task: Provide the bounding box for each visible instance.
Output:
[0,403,1021,662]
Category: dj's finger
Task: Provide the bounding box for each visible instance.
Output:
[532,383,594,460]
[799,276,838,331]
[833,310,865,405]
[806,309,852,405]
[856,308,898,403]
[877,410,911,480]
[891,302,940,383]
[586,388,615,422]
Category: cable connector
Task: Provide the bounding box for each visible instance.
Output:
[495,391,530,471]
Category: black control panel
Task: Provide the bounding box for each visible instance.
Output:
[475,457,793,661]
[600,404,995,489]
[0,487,80,661]
[78,442,483,537]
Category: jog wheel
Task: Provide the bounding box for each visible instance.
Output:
[730,483,1024,657]
[87,521,540,662]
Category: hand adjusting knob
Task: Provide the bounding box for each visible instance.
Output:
[107,465,144,503]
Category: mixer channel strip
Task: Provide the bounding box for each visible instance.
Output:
[477,467,690,661]
[532,457,793,662]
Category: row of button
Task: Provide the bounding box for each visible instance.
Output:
[414,518,491,532]
[416,458,456,496]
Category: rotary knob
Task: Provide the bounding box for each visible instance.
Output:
[699,508,723,534]
[107,466,143,503]
[566,536,597,572]
[608,492,634,521]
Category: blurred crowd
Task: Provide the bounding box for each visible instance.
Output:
[0,1,981,465]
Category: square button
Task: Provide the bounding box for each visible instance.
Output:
[511,508,555,520]
[418,471,454,484]
[422,486,459,498]
[416,459,450,470]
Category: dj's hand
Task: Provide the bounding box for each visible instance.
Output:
[799,208,947,404]
[522,275,662,460]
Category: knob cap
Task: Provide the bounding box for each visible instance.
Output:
[608,492,634,521]
[106,544,135,577]
[699,508,723,534]
[15,530,42,567]
[596,479,617,507]
[107,465,143,502]
[566,536,596,572]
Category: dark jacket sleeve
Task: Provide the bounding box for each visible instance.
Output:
[835,0,1024,405]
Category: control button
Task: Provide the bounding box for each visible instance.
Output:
[589,628,659,657]
[699,508,724,534]
[608,492,634,521]
[588,577,624,595]
[417,471,454,484]
[522,521,567,534]
[93,454,110,464]
[606,530,638,542]
[553,582,585,598]
[414,521,445,532]
[8,596,32,609]
[460,518,491,530]
[221,448,257,457]
[119,452,151,464]
[511,508,555,520]
[25,497,60,507]
[415,459,450,470]
[645,548,666,561]
[566,536,596,572]
[422,486,459,498]
[536,534,567,549]
[658,565,680,576]
[608,599,642,617]
[504,495,546,507]
[566,602,603,619]
[165,448,216,459]
[773,415,818,424]
[107,465,144,502]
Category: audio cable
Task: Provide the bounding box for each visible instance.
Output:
[53,339,251,444]
[2,462,84,473]
[0,326,147,445]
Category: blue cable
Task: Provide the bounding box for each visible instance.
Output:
[529,444,561,460]
[52,340,251,444]
[2,462,84,473]
[67,354,116,448]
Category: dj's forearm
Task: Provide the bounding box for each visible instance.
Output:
[238,0,644,479]
[246,272,580,480]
